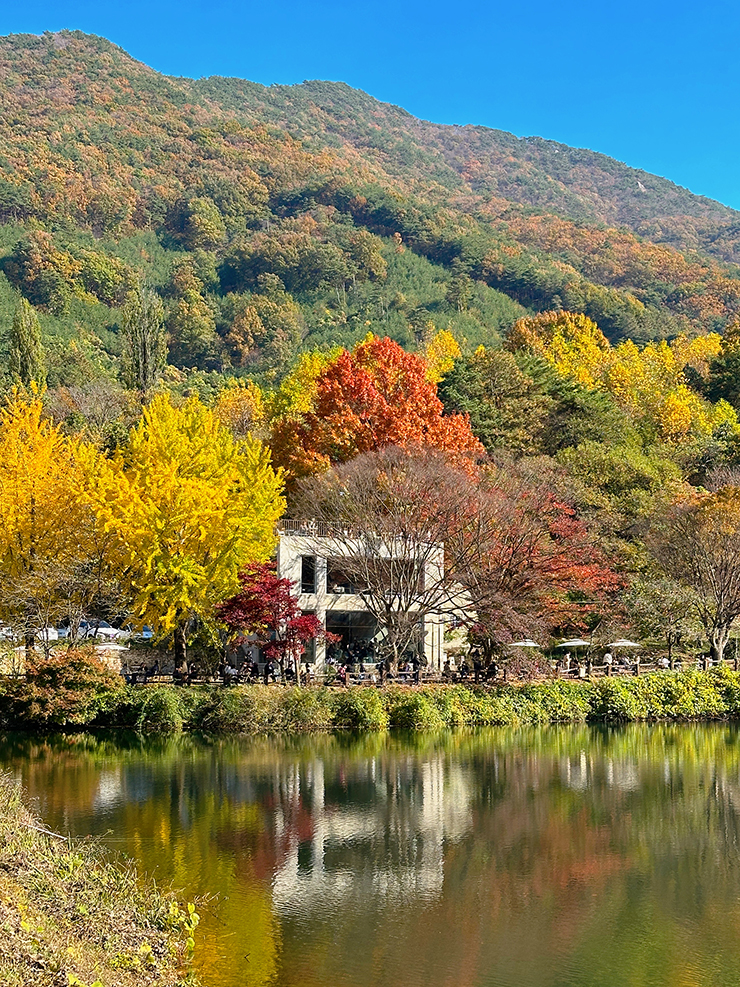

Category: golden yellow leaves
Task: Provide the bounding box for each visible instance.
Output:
[509,311,611,388]
[213,380,266,437]
[510,310,737,443]
[0,390,285,641]
[0,391,96,579]
[90,393,285,632]
[423,329,461,384]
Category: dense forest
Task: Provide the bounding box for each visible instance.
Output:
[3,30,740,662]
[3,29,740,388]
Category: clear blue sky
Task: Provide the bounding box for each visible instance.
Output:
[4,0,740,208]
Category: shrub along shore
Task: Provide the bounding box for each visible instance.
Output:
[0,774,199,987]
[5,665,740,733]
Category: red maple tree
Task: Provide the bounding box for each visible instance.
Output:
[271,335,484,480]
[216,562,324,683]
[460,468,623,649]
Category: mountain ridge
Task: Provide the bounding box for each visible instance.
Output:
[187,72,739,244]
[2,29,740,385]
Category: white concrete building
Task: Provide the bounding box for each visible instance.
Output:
[276,520,449,673]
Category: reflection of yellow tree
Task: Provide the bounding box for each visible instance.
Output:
[10,727,740,987]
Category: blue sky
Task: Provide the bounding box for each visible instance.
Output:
[4,0,740,208]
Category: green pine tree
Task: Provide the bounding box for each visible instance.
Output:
[9,297,45,387]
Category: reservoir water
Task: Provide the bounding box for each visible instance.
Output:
[2,725,740,987]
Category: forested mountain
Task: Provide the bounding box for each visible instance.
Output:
[2,29,740,385]
[7,30,740,661]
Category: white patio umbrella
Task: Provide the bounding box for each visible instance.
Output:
[509,639,541,648]
[557,639,591,648]
[607,639,641,648]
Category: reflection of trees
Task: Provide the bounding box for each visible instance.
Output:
[4,726,740,986]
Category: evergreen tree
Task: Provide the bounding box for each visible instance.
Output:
[121,287,167,396]
[9,297,45,386]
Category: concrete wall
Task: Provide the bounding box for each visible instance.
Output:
[277,532,447,671]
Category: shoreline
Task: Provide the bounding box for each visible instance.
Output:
[0,774,199,987]
[4,669,740,734]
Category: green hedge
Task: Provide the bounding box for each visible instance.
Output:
[5,667,740,734]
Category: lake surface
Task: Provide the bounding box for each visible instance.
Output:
[2,725,740,987]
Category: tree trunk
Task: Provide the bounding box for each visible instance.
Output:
[174,624,187,667]
[710,625,730,664]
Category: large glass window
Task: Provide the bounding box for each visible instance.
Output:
[302,611,318,663]
[301,555,316,594]
[326,560,367,595]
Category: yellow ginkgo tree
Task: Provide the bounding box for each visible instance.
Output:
[92,393,285,664]
[423,328,461,384]
[0,390,101,651]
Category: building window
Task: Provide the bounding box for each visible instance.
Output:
[302,611,318,663]
[301,555,316,594]
[326,560,367,595]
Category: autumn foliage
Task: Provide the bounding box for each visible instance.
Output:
[270,335,483,480]
[508,310,739,443]
[91,393,285,659]
[458,464,622,642]
[217,562,323,678]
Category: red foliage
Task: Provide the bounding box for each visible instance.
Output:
[272,336,484,479]
[534,496,622,626]
[216,562,323,672]
[469,475,622,642]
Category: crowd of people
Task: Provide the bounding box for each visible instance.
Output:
[120,642,740,690]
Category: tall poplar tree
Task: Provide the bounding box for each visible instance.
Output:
[121,287,167,397]
[9,297,45,386]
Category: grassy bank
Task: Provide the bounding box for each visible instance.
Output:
[0,774,199,987]
[4,660,740,733]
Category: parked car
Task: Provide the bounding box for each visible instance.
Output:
[77,620,128,641]
[124,624,154,641]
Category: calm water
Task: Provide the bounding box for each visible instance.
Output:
[2,725,740,987]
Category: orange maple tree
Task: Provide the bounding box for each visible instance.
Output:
[271,335,483,480]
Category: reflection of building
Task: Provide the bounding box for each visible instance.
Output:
[277,521,449,671]
[271,755,473,913]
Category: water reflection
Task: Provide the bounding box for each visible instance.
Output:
[3,726,740,987]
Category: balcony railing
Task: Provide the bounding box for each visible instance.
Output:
[278,519,341,538]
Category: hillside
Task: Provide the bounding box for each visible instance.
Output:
[1,29,740,385]
[194,75,738,243]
